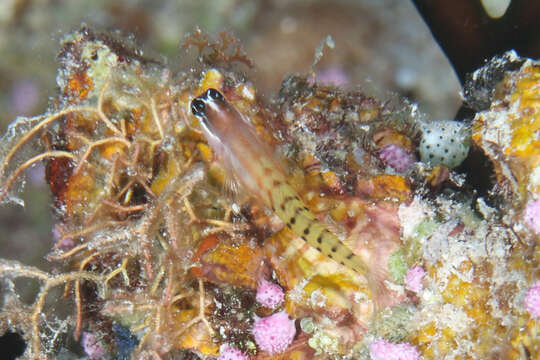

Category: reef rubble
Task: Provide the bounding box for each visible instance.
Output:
[0,28,538,360]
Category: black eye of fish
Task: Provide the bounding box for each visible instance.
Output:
[206,88,224,101]
[191,99,206,116]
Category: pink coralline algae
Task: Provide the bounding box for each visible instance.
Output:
[370,338,420,360]
[378,145,416,173]
[81,332,107,360]
[314,66,351,87]
[523,198,540,234]
[252,311,296,355]
[218,345,249,360]
[524,281,540,318]
[405,266,426,293]
[256,279,285,308]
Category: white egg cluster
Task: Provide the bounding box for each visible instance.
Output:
[419,120,470,169]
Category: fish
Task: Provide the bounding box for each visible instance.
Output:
[190,88,387,303]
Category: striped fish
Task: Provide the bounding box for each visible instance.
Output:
[191,88,386,303]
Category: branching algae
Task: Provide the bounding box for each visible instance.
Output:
[0,27,539,359]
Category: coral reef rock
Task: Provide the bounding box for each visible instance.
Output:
[0,29,539,360]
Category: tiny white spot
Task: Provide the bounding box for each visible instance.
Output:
[395,67,418,89]
[280,17,298,34]
[241,85,256,101]
[284,110,295,123]
[481,0,511,18]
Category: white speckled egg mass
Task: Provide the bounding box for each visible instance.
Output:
[419,120,470,169]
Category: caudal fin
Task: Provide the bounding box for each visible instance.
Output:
[367,266,395,309]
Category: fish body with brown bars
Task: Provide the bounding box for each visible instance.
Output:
[190,88,386,304]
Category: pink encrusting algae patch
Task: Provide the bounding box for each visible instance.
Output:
[256,279,285,309]
[314,66,351,87]
[252,311,296,355]
[523,198,540,234]
[524,281,540,318]
[81,332,107,360]
[405,266,426,293]
[369,338,420,360]
[378,144,417,173]
[217,345,249,360]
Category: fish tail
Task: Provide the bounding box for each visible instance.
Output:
[365,260,392,309]
[269,178,392,306]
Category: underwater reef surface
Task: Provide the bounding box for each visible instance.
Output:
[0,28,538,360]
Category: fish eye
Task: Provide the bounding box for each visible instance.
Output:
[191,99,206,116]
[206,88,224,101]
